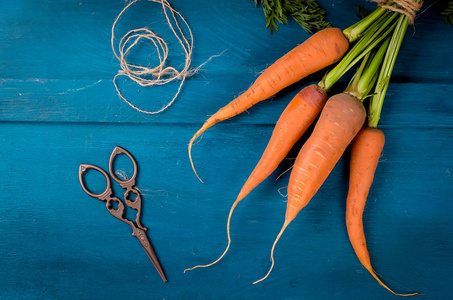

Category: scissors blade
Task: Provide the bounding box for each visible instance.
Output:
[133,227,167,282]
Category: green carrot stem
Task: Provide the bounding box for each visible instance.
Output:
[344,53,371,100]
[343,6,389,42]
[357,36,391,98]
[319,11,398,92]
[368,14,409,128]
[345,36,391,100]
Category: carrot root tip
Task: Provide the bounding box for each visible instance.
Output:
[188,134,204,183]
[184,200,242,274]
[369,268,421,296]
[253,219,290,285]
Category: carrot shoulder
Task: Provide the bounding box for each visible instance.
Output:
[254,92,366,284]
[346,127,419,296]
[189,28,349,182]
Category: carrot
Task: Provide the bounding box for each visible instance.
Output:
[236,84,327,202]
[346,127,420,296]
[254,92,366,284]
[184,84,328,272]
[189,27,349,182]
[342,10,420,295]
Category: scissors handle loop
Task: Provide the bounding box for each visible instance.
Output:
[108,146,146,230]
[109,146,138,188]
[79,164,112,200]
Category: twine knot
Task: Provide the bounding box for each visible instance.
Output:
[372,0,423,24]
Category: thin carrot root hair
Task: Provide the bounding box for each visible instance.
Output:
[274,165,293,181]
[368,267,421,296]
[277,186,288,198]
[188,132,205,183]
[184,199,241,273]
[253,218,290,284]
[188,108,234,183]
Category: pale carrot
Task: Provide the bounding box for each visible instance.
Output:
[189,28,349,182]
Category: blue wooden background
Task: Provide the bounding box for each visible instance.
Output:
[1,0,452,299]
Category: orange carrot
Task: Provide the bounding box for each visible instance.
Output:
[184,84,328,272]
[254,92,366,284]
[189,28,349,182]
[236,84,327,202]
[346,127,419,296]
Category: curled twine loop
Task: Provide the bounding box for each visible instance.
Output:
[372,0,423,24]
[111,0,194,114]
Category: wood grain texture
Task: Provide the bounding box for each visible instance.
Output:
[1,0,452,299]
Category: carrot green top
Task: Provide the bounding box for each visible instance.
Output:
[368,14,409,128]
[318,9,399,92]
[319,0,424,128]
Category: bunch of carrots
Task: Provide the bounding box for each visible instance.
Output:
[185,1,423,296]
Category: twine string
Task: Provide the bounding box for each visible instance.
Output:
[372,0,423,24]
[111,0,194,114]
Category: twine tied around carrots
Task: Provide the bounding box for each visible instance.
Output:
[373,0,423,24]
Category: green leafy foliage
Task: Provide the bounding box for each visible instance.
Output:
[354,5,372,20]
[252,0,330,34]
[434,0,453,25]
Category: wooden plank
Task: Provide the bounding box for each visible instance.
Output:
[0,121,452,299]
[1,1,451,125]
[0,1,451,82]
[1,80,452,128]
[1,0,452,299]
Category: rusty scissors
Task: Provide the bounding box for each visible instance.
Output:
[78,146,167,282]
